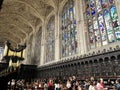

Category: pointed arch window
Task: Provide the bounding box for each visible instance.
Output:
[46,16,55,63]
[61,0,77,57]
[85,0,120,49]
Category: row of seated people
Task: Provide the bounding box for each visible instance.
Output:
[7,76,120,90]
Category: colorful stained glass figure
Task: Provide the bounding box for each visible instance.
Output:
[110,6,120,41]
[86,11,90,18]
[85,0,120,48]
[110,6,119,28]
[101,0,108,8]
[93,18,101,47]
[88,19,95,48]
[61,0,77,57]
[98,13,108,45]
[104,10,115,42]
[69,7,73,13]
[90,0,96,16]
[86,3,89,9]
[109,0,114,4]
[96,0,102,12]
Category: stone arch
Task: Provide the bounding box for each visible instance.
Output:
[117,54,120,60]
[110,56,116,61]
[65,64,68,68]
[59,0,68,15]
[94,59,98,63]
[77,62,80,66]
[71,63,74,67]
[81,62,84,65]
[74,63,77,66]
[68,64,71,67]
[85,61,89,65]
[46,11,55,26]
[89,60,93,64]
[104,57,109,62]
[99,58,103,63]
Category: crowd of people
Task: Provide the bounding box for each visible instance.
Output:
[7,76,120,90]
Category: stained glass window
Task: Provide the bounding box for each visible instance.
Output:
[46,16,55,63]
[0,47,4,60]
[85,0,120,49]
[61,0,77,57]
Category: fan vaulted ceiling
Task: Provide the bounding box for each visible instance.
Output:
[0,0,64,47]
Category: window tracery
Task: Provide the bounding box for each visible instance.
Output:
[46,16,55,63]
[85,0,120,49]
[61,0,77,57]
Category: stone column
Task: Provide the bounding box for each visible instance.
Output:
[22,35,29,64]
[31,33,36,64]
[75,0,81,55]
[115,0,120,22]
[25,35,32,64]
[55,10,60,62]
[34,27,42,65]
[40,22,46,66]
[75,0,88,55]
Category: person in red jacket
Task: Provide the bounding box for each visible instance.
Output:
[48,79,54,90]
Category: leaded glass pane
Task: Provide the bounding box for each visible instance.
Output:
[90,0,96,16]
[96,0,102,12]
[98,13,108,45]
[101,0,108,8]
[46,16,55,63]
[85,0,120,49]
[61,0,77,57]
[93,18,101,47]
[110,6,120,41]
[108,0,114,4]
[104,10,115,42]
[88,19,95,48]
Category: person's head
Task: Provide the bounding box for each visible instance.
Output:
[116,79,120,84]
[76,80,79,86]
[90,77,94,81]
[85,78,89,82]
[69,77,72,81]
[97,78,101,83]
[100,78,104,83]
[72,76,76,80]
[49,79,52,83]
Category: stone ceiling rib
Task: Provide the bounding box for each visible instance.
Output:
[0,0,65,47]
[0,37,17,47]
[0,23,27,37]
[0,33,21,42]
[0,30,23,42]
[0,13,34,31]
[11,0,44,22]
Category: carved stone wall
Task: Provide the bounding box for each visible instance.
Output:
[26,34,34,64]
[34,28,42,65]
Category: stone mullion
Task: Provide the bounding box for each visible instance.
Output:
[115,0,120,22]
[40,22,46,66]
[25,36,31,64]
[55,10,60,62]
[76,0,88,55]
[74,0,81,55]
